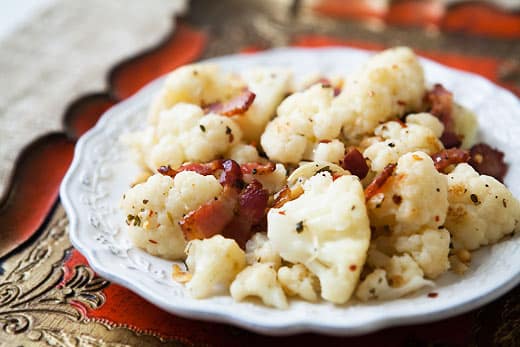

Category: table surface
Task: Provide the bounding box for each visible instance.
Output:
[1,1,519,346]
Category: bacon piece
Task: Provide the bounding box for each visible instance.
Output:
[223,181,269,248]
[157,165,177,177]
[204,89,256,116]
[219,159,244,189]
[439,131,462,149]
[425,84,462,148]
[158,160,223,179]
[469,143,508,182]
[179,186,238,241]
[240,162,276,175]
[425,84,454,129]
[365,164,396,200]
[341,147,369,179]
[431,148,470,173]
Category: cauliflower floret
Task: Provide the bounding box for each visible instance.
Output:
[452,103,478,149]
[232,68,291,142]
[364,113,444,172]
[245,232,282,268]
[121,172,223,259]
[148,64,244,124]
[230,263,288,309]
[356,254,433,301]
[278,264,319,302]
[226,143,261,164]
[445,164,520,250]
[268,172,370,304]
[368,152,448,234]
[250,163,287,194]
[337,47,425,142]
[392,228,451,278]
[311,139,345,164]
[260,83,347,164]
[127,103,243,172]
[185,235,246,299]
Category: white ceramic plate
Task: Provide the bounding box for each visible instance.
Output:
[60,47,520,336]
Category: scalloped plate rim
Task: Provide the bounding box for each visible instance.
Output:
[60,47,520,336]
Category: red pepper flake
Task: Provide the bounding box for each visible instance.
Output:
[365,164,396,200]
[427,292,438,298]
[349,264,357,271]
[319,139,332,144]
[435,215,440,222]
[278,211,286,215]
[148,239,158,244]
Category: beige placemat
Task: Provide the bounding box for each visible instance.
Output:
[0,0,187,197]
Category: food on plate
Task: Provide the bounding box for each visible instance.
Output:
[120,47,519,308]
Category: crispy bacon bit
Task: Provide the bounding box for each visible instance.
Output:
[439,131,462,149]
[179,186,238,241]
[425,84,453,129]
[431,148,470,173]
[204,89,256,116]
[365,164,396,200]
[172,264,192,283]
[468,143,508,182]
[240,162,276,175]
[219,159,244,188]
[158,165,177,177]
[425,84,462,148]
[341,147,369,179]
[223,180,269,248]
[158,160,223,179]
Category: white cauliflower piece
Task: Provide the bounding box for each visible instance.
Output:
[245,232,282,268]
[452,103,478,149]
[278,264,319,302]
[148,63,244,124]
[233,68,291,142]
[185,235,246,299]
[337,47,425,142]
[249,163,287,194]
[226,143,261,164]
[121,172,223,259]
[445,163,520,250]
[363,113,444,172]
[260,83,347,164]
[368,151,448,234]
[356,254,433,301]
[268,172,370,304]
[128,103,243,172]
[311,139,345,164]
[230,263,288,309]
[393,228,451,278]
